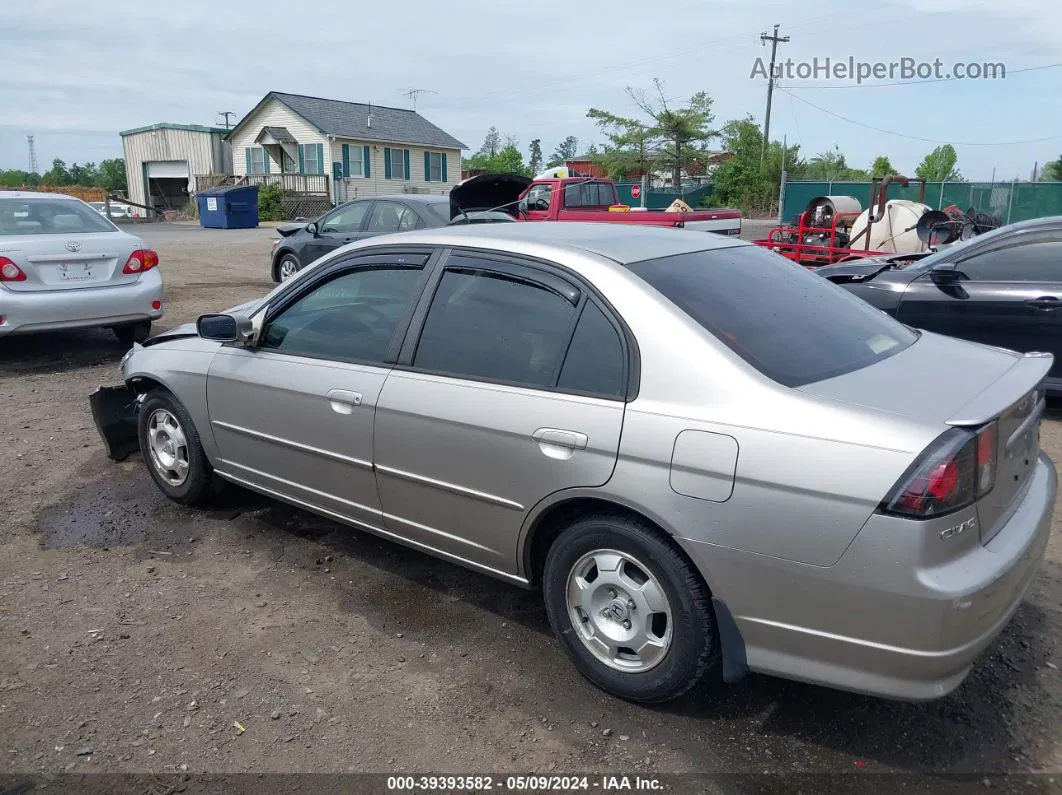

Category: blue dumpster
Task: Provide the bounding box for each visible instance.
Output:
[197,185,259,229]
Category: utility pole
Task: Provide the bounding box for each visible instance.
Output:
[216,112,236,129]
[759,24,789,163]
[26,135,38,173]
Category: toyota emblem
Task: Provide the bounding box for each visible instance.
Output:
[65,241,82,252]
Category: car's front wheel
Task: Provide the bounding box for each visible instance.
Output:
[542,513,719,703]
[275,253,300,282]
[138,389,218,506]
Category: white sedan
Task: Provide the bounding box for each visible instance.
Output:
[0,192,163,343]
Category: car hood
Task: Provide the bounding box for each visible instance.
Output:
[814,253,931,283]
[142,298,262,347]
[449,173,533,220]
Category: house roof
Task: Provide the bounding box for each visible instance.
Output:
[120,122,229,137]
[232,92,467,150]
[256,126,298,144]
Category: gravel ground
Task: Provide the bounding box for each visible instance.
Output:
[1,223,1060,790]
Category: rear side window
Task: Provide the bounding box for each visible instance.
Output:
[563,182,614,208]
[413,265,577,387]
[627,246,918,387]
[0,198,115,236]
[557,302,626,397]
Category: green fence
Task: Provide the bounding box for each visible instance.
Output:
[614,182,714,209]
[780,180,1062,225]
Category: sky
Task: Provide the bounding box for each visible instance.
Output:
[1,0,1061,181]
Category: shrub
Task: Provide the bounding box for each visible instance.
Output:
[257,184,296,221]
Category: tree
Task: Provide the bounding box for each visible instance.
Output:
[547,136,579,168]
[870,155,896,179]
[1040,155,1062,181]
[0,169,41,187]
[479,127,502,158]
[915,144,962,182]
[41,158,72,185]
[96,158,127,192]
[711,116,801,214]
[69,162,100,186]
[462,145,529,177]
[528,139,543,175]
[589,79,719,189]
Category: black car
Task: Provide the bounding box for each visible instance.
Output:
[268,175,527,282]
[815,215,1062,392]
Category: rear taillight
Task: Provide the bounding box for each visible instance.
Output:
[879,422,998,519]
[0,256,26,282]
[123,249,159,274]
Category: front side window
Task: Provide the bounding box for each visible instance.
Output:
[0,198,116,236]
[259,264,425,364]
[627,245,918,387]
[413,261,578,387]
[957,240,1062,282]
[321,202,370,234]
[526,184,552,211]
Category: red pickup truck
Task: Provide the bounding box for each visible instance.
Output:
[449,173,742,237]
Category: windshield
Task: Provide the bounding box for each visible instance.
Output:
[0,198,117,236]
[627,245,918,387]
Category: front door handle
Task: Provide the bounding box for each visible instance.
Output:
[326,388,362,415]
[1026,296,1061,310]
[533,428,588,450]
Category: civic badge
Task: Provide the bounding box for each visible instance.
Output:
[65,241,82,252]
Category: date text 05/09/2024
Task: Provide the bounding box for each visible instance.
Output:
[385,775,665,792]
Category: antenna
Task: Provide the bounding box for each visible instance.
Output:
[401,88,437,112]
[27,135,38,173]
[216,111,236,129]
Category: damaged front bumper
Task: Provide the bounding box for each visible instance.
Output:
[89,384,142,461]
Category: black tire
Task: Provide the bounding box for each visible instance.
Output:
[137,388,219,507]
[114,321,151,345]
[542,513,719,704]
[274,253,300,283]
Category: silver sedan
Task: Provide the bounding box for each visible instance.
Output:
[0,192,163,343]
[90,222,1055,704]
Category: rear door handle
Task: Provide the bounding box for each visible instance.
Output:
[533,428,588,450]
[326,388,362,415]
[1026,296,1060,310]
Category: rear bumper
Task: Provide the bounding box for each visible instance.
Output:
[0,269,163,336]
[684,218,742,235]
[680,453,1057,700]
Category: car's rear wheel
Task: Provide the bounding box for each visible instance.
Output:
[275,254,300,282]
[542,513,719,703]
[114,321,151,345]
[138,389,218,506]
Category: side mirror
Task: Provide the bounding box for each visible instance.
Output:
[306,222,318,236]
[197,312,255,347]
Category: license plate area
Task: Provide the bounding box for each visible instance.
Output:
[57,263,97,282]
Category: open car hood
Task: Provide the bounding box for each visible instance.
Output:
[449,173,533,220]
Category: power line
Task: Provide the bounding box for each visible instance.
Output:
[783,61,1062,90]
[778,86,1062,146]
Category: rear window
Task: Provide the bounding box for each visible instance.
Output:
[563,182,615,208]
[0,198,116,236]
[627,245,918,387]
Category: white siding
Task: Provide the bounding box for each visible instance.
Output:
[330,137,462,201]
[230,98,326,177]
[121,127,228,208]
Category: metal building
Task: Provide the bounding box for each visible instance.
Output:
[119,123,232,214]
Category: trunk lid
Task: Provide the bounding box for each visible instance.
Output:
[449,173,532,220]
[801,332,1050,543]
[1,231,143,292]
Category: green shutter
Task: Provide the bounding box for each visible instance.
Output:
[403,149,411,181]
[263,147,270,174]
[245,147,251,174]
[384,148,392,179]
[316,144,324,175]
[363,145,371,178]
[424,151,432,182]
[342,144,350,178]
[441,153,447,182]
[298,144,304,174]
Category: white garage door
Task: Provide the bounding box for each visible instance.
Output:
[145,161,189,179]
